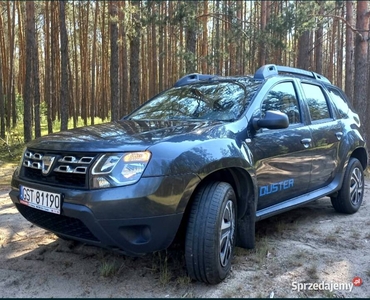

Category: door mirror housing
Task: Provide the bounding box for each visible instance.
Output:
[252,110,289,130]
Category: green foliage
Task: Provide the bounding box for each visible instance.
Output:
[15,94,24,121]
[1,116,104,147]
[120,2,143,39]
[99,260,118,278]
[0,142,24,165]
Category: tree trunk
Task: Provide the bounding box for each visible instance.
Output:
[259,0,267,66]
[0,54,4,139]
[353,1,370,144]
[130,1,141,111]
[110,1,119,120]
[149,2,158,98]
[24,1,34,142]
[16,2,25,100]
[6,2,15,131]
[314,4,323,74]
[44,1,53,134]
[118,1,129,117]
[185,1,197,73]
[72,3,80,127]
[297,31,311,69]
[336,6,344,89]
[201,1,208,73]
[327,17,337,82]
[51,2,59,124]
[33,30,41,138]
[345,1,355,101]
[158,3,164,92]
[59,1,69,131]
[90,1,98,125]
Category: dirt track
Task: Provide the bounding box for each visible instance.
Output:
[1,169,370,298]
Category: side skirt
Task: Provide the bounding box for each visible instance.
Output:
[256,173,343,221]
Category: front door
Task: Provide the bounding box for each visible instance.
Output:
[249,81,313,210]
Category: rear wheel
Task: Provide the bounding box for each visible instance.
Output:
[185,181,236,284]
[331,158,364,214]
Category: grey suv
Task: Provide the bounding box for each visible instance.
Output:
[10,64,368,283]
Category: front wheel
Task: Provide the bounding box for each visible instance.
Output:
[185,181,236,284]
[331,158,364,214]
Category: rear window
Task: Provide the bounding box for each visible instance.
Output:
[327,87,349,119]
[301,83,331,121]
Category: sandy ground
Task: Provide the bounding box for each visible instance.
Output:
[1,166,370,298]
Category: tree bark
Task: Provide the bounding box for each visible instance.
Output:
[33,30,41,138]
[118,1,129,117]
[259,0,267,66]
[353,1,370,144]
[59,1,69,131]
[201,1,208,73]
[185,1,197,73]
[6,2,15,130]
[90,1,98,125]
[345,1,355,101]
[110,1,119,120]
[44,1,53,134]
[314,4,324,74]
[0,53,4,139]
[24,1,34,142]
[129,1,141,111]
[149,2,158,98]
[50,2,59,124]
[297,31,311,70]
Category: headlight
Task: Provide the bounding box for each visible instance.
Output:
[91,151,151,189]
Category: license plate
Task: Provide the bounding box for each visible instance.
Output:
[20,185,62,215]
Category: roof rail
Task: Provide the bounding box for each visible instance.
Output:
[254,64,331,84]
[174,73,216,87]
[253,64,278,80]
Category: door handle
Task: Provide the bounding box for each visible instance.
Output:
[301,138,312,148]
[335,132,343,140]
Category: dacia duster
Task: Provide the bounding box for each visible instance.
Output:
[10,64,368,283]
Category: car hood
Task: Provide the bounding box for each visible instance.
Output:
[26,120,223,152]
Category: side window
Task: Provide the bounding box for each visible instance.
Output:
[261,82,301,125]
[301,83,330,121]
[327,87,349,119]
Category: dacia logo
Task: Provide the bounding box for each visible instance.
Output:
[42,155,55,175]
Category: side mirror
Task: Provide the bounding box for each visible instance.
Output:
[252,110,289,130]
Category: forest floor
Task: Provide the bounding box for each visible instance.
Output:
[1,164,370,298]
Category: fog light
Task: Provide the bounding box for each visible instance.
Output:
[93,177,111,188]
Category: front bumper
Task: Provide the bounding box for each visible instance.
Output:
[9,173,199,255]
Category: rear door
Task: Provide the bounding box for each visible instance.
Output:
[300,82,343,191]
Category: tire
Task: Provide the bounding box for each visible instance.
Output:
[331,158,364,214]
[185,181,236,284]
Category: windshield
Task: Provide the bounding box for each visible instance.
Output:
[127,80,260,122]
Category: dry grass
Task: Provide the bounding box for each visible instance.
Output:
[99,260,119,277]
[150,251,171,285]
[334,226,342,234]
[323,234,338,245]
[350,230,361,239]
[284,250,310,268]
[254,237,271,265]
[306,264,319,280]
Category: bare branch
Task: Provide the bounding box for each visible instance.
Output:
[316,14,370,41]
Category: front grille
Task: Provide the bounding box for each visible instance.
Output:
[16,203,99,242]
[20,150,97,189]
